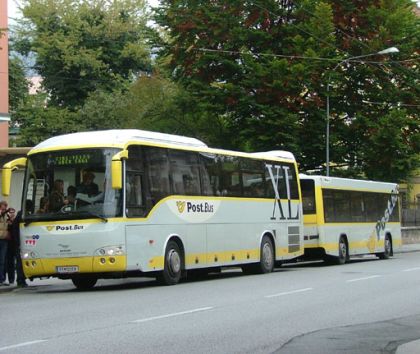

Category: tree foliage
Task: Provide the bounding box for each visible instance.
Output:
[8,55,29,113]
[155,0,419,181]
[14,0,153,109]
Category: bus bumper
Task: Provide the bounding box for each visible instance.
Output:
[22,255,127,278]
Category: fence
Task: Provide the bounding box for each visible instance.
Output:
[402,208,420,227]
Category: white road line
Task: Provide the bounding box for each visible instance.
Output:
[265,288,313,298]
[346,275,381,283]
[403,267,420,272]
[0,340,47,352]
[132,307,213,323]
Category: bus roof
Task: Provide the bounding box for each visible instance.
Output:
[29,129,296,163]
[31,129,208,153]
[299,174,398,193]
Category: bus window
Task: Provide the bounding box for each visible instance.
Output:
[169,150,201,196]
[265,162,299,200]
[126,173,145,217]
[300,179,316,214]
[219,155,241,197]
[323,189,335,222]
[350,192,365,222]
[333,190,351,222]
[198,152,215,196]
[144,147,170,205]
[240,158,265,198]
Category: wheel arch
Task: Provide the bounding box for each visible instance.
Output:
[260,230,276,260]
[164,234,186,268]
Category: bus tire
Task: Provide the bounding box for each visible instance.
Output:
[259,235,275,273]
[377,235,392,260]
[158,240,183,285]
[72,277,97,290]
[336,236,349,265]
[241,236,275,275]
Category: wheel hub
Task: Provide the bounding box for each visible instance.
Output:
[168,249,181,274]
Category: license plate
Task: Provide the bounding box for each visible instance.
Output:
[56,266,79,274]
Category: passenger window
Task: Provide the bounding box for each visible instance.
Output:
[301,179,316,214]
[126,173,146,217]
[144,147,170,204]
[169,150,201,196]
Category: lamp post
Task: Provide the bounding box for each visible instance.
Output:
[325,47,399,176]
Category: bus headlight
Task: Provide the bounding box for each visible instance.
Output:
[95,246,125,256]
[22,251,39,259]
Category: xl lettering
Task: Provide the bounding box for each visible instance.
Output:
[266,164,299,220]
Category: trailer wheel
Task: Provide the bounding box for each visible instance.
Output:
[377,235,392,260]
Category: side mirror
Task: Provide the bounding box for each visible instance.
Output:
[2,157,27,196]
[111,150,128,190]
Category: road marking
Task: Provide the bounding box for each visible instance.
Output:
[265,288,313,298]
[346,275,381,283]
[132,307,213,323]
[0,340,47,351]
[403,267,420,272]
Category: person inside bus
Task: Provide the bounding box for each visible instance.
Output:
[49,179,68,212]
[77,171,99,197]
[76,179,105,205]
[67,186,77,205]
[37,197,49,214]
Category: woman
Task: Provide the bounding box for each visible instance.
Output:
[0,201,12,286]
[49,179,68,212]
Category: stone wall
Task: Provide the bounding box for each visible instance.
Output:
[402,227,420,244]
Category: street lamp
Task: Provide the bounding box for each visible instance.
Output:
[325,47,399,176]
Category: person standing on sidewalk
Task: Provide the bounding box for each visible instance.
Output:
[0,200,12,286]
[4,207,16,285]
[10,202,31,288]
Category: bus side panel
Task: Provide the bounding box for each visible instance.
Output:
[320,222,402,257]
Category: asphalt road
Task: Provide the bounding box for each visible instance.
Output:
[2,252,420,353]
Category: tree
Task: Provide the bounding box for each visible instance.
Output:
[14,93,81,146]
[8,56,29,114]
[155,0,336,161]
[14,0,153,109]
[155,0,419,181]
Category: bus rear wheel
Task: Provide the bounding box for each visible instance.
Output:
[377,235,392,260]
[72,277,97,290]
[242,236,274,275]
[336,236,348,265]
[260,236,275,273]
[158,240,183,285]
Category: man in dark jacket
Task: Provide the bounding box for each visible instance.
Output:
[10,205,30,288]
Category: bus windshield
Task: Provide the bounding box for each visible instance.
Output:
[22,148,122,221]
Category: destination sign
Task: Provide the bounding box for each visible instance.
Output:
[46,151,103,166]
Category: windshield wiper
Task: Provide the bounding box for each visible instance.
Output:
[79,211,108,223]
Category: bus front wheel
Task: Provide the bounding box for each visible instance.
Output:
[72,277,97,290]
[158,240,183,285]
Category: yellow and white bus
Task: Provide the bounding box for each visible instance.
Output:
[300,174,401,264]
[2,130,303,289]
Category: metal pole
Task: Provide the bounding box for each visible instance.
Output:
[326,73,330,177]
